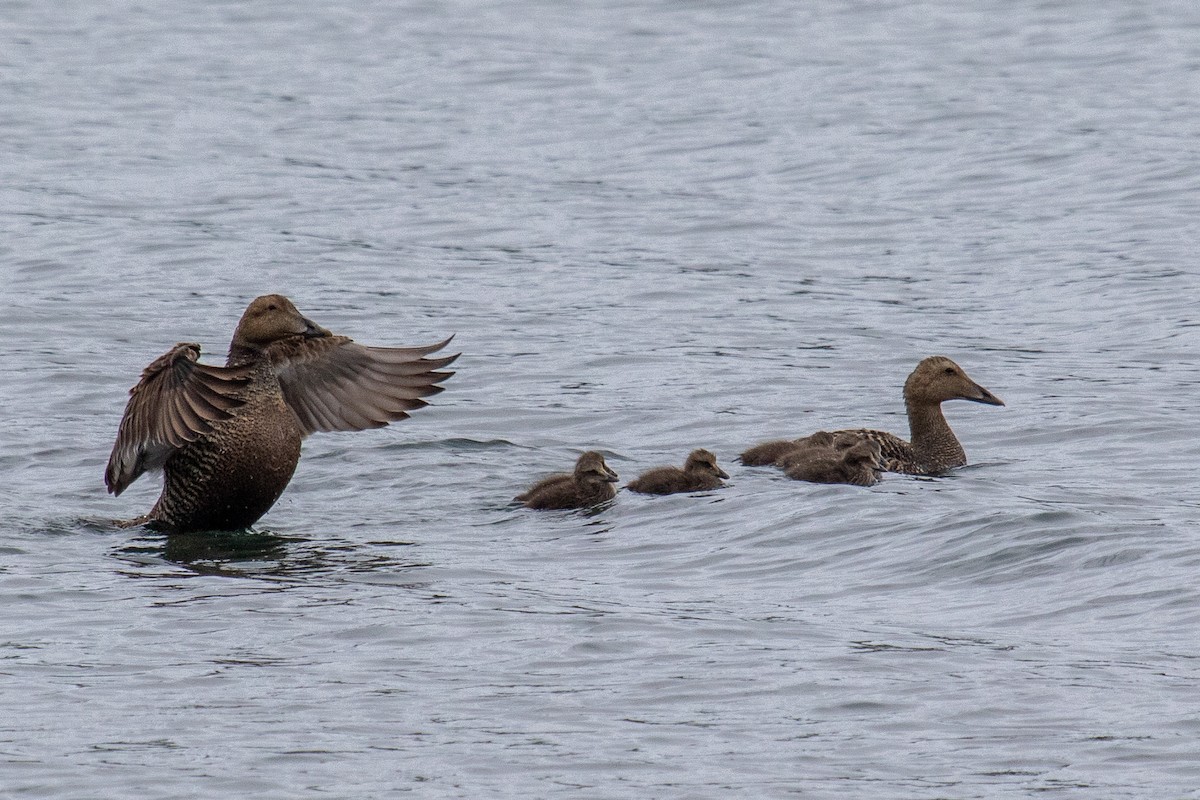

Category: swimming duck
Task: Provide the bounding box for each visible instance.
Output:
[516,451,619,510]
[106,294,457,532]
[626,448,729,495]
[784,439,884,486]
[832,356,1003,474]
[740,430,851,467]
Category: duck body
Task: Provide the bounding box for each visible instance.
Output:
[517,451,619,510]
[626,449,728,495]
[831,428,938,475]
[146,360,303,531]
[107,295,457,533]
[784,439,884,486]
[831,356,1003,475]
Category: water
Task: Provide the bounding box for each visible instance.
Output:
[3,0,1200,796]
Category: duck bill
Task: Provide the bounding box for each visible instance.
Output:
[967,383,1004,406]
[603,467,619,482]
[716,468,730,479]
[302,317,332,338]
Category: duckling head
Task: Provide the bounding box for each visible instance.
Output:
[684,448,729,479]
[844,439,884,471]
[576,451,619,484]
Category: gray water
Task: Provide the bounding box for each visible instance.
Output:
[3,0,1200,797]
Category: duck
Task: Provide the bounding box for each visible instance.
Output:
[106,294,457,533]
[741,430,851,467]
[831,356,1003,474]
[626,449,729,495]
[784,439,884,486]
[516,451,619,510]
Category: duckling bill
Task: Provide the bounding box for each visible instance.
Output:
[626,449,728,495]
[516,451,619,510]
[106,294,457,533]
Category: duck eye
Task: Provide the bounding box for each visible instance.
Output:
[944,367,955,375]
[267,304,278,311]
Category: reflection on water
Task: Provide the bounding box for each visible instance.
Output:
[118,529,302,577]
[113,526,435,580]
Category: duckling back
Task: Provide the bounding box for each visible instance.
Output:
[519,451,619,510]
[784,440,883,487]
[628,449,728,495]
[741,431,839,467]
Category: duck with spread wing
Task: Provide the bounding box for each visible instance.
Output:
[106,294,457,533]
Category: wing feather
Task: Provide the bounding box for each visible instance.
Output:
[271,335,457,436]
[105,343,252,496]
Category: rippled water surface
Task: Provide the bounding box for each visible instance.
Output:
[4,1,1200,797]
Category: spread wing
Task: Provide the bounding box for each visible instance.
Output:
[271,334,457,436]
[105,343,253,496]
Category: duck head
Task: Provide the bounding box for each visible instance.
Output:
[231,294,331,351]
[904,356,1004,407]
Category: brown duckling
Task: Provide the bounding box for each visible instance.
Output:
[784,439,884,487]
[626,448,729,495]
[516,451,619,510]
[831,356,1003,475]
[741,430,846,467]
[106,294,457,533]
[773,431,860,470]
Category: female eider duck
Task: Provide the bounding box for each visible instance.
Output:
[783,439,884,487]
[831,356,1003,475]
[516,451,619,510]
[626,449,729,495]
[106,294,457,533]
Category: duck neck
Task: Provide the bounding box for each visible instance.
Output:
[226,343,263,368]
[905,398,966,472]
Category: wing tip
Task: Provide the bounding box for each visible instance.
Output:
[104,466,128,496]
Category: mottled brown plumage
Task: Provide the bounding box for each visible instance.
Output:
[516,451,619,510]
[784,440,884,487]
[741,430,851,467]
[832,356,1003,474]
[773,431,860,470]
[106,294,457,532]
[626,449,729,495]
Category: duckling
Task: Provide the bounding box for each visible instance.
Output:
[626,449,729,495]
[773,431,860,470]
[516,451,619,510]
[784,439,884,487]
[740,430,843,466]
[831,356,1003,474]
[106,294,457,533]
